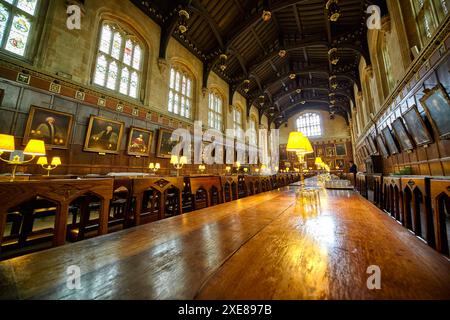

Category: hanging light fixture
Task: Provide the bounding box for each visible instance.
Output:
[296,88,302,94]
[262,10,272,22]
[329,92,336,105]
[178,9,190,34]
[278,49,287,58]
[219,54,228,71]
[243,79,250,93]
[328,48,339,65]
[329,75,338,90]
[326,0,341,22]
[289,73,296,80]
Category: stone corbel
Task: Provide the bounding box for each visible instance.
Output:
[356,91,363,101]
[365,65,374,78]
[381,16,391,34]
[157,58,168,79]
[202,87,208,98]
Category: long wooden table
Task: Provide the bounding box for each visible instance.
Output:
[1,184,449,300]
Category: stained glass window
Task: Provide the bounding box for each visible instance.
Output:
[0,0,39,57]
[208,91,223,131]
[93,22,143,99]
[296,113,322,137]
[168,66,193,119]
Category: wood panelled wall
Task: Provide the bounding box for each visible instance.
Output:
[0,71,228,176]
[355,33,450,176]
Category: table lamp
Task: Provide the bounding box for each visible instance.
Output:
[149,162,160,174]
[38,156,62,176]
[171,155,187,177]
[0,135,46,181]
[286,132,313,186]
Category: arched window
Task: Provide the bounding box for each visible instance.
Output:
[233,106,242,131]
[411,0,449,46]
[93,21,143,99]
[208,90,222,131]
[168,66,193,119]
[249,115,257,144]
[296,113,322,137]
[0,0,41,57]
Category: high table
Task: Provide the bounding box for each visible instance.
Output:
[0,185,449,299]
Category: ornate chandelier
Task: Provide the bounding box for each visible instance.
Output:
[178,9,190,34]
[328,48,339,65]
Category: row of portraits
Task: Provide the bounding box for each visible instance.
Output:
[23,105,178,158]
[362,84,450,159]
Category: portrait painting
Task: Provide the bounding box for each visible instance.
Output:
[420,84,450,139]
[376,134,389,158]
[335,143,347,156]
[127,127,153,157]
[392,118,414,152]
[315,146,324,157]
[84,116,124,154]
[402,105,433,147]
[24,106,74,149]
[335,159,345,170]
[382,127,400,155]
[157,128,180,159]
[367,135,378,155]
[326,146,335,157]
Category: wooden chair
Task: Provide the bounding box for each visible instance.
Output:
[429,179,450,256]
[132,177,184,225]
[401,177,434,246]
[356,173,367,198]
[382,177,403,222]
[182,177,194,213]
[373,174,383,207]
[189,176,223,210]
[0,179,113,258]
[237,175,247,199]
[108,178,134,230]
[220,176,238,202]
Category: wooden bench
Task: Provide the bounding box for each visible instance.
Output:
[429,178,450,256]
[220,176,238,202]
[0,178,113,258]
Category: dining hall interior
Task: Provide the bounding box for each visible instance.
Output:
[0,0,449,301]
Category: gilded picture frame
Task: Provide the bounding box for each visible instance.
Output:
[84,115,124,154]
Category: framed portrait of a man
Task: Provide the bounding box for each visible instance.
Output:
[127,127,153,157]
[84,116,124,154]
[24,106,74,149]
[382,126,400,155]
[326,146,335,157]
[420,84,450,139]
[392,118,414,152]
[376,134,389,158]
[156,128,180,158]
[402,105,433,147]
[335,143,347,156]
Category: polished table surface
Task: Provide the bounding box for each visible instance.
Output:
[1,184,450,300]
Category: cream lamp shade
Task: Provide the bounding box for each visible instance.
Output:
[23,140,46,156]
[180,156,188,165]
[155,163,160,169]
[37,157,48,165]
[51,157,62,166]
[170,155,178,165]
[0,134,15,152]
[286,132,313,154]
[149,163,155,169]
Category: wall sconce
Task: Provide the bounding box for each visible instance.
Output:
[255,168,260,175]
[0,134,46,181]
[328,48,339,65]
[243,168,248,173]
[37,156,61,176]
[199,164,206,174]
[178,9,190,34]
[149,162,160,174]
[225,166,231,175]
[326,0,341,22]
[275,166,279,172]
[170,155,187,177]
[262,10,272,22]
